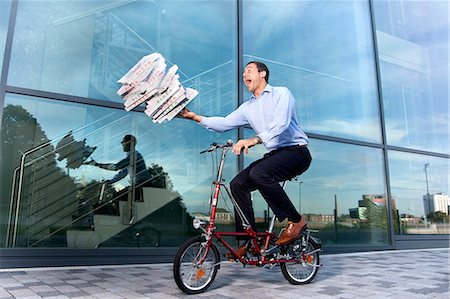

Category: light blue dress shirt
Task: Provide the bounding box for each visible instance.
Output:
[199,84,308,151]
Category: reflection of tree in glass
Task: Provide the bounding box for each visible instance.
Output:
[427,211,450,224]
[147,163,173,189]
[360,198,388,229]
[1,104,78,247]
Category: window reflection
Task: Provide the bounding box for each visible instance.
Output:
[373,0,449,154]
[389,151,449,235]
[0,94,237,248]
[243,130,388,246]
[243,0,381,143]
[9,0,237,104]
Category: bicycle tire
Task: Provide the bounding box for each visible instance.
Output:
[173,236,220,294]
[280,237,320,284]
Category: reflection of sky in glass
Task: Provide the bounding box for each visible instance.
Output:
[388,151,449,218]
[0,0,11,72]
[243,129,385,218]
[243,1,381,143]
[8,0,237,103]
[373,1,449,154]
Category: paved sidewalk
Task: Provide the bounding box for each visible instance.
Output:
[0,248,448,298]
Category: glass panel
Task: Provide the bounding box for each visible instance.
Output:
[243,0,381,143]
[0,93,236,248]
[8,0,236,104]
[373,1,449,154]
[389,151,449,235]
[0,0,11,72]
[243,130,389,246]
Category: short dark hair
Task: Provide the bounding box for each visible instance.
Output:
[122,134,136,145]
[246,61,270,83]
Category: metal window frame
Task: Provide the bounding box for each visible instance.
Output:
[0,0,18,126]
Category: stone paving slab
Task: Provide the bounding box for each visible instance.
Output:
[0,248,448,298]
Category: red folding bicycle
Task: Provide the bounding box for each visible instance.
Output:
[173,141,322,294]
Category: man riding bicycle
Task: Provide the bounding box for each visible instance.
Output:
[179,61,311,257]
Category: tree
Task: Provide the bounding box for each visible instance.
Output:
[360,198,388,229]
[427,211,450,223]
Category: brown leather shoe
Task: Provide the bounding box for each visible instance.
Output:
[275,217,307,246]
[224,244,247,260]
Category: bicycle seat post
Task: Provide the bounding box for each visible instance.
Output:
[268,215,277,233]
[267,180,287,233]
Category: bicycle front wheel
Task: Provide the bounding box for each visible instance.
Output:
[280,236,320,284]
[173,236,220,294]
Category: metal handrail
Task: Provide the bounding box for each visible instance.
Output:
[28,171,168,247]
[10,140,52,247]
[6,167,20,247]
[6,112,128,247]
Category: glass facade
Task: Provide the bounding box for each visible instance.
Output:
[372,0,449,236]
[244,134,388,246]
[243,0,382,143]
[8,0,237,102]
[0,0,448,263]
[389,151,449,235]
[373,0,449,154]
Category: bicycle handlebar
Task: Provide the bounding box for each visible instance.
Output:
[200,140,234,154]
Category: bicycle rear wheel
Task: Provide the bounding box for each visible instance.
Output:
[280,235,320,284]
[173,236,220,294]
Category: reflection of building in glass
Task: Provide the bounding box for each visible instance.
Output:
[349,194,396,222]
[306,214,335,223]
[399,214,421,225]
[349,206,367,221]
[215,208,233,223]
[423,193,450,215]
[192,208,233,224]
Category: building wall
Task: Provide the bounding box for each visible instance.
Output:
[0,0,448,266]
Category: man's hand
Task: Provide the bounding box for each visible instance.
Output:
[232,137,261,155]
[178,108,202,122]
[83,159,97,166]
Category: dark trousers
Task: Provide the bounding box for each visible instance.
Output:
[230,145,312,235]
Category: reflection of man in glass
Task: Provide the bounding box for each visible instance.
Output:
[88,134,151,202]
[180,61,311,257]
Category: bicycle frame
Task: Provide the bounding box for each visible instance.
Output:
[195,142,311,267]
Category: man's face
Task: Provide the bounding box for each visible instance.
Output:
[122,140,131,152]
[243,63,266,93]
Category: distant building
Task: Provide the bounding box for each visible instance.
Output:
[215,208,234,223]
[360,194,397,210]
[192,208,233,224]
[350,194,395,220]
[307,214,335,222]
[349,207,368,221]
[400,214,422,224]
[423,193,450,215]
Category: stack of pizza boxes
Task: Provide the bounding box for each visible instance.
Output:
[116,53,198,123]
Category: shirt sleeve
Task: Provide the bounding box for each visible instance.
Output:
[199,104,249,132]
[109,168,128,183]
[115,156,130,170]
[257,88,296,144]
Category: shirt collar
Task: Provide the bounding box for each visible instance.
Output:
[250,84,272,100]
